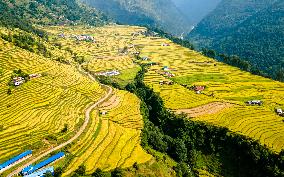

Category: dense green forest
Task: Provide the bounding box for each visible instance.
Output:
[188,0,284,80]
[0,0,109,35]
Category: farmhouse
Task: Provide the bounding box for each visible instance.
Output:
[0,150,32,173]
[95,70,120,77]
[162,66,176,71]
[13,77,25,86]
[275,108,284,116]
[75,35,95,42]
[100,111,108,116]
[159,81,174,85]
[141,57,149,61]
[163,66,170,71]
[163,71,175,78]
[29,73,42,79]
[147,62,159,66]
[193,86,205,94]
[246,100,263,106]
[133,51,140,56]
[161,43,170,46]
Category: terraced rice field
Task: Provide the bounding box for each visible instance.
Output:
[0,36,105,165]
[133,33,284,152]
[62,89,151,176]
[44,25,143,84]
[0,25,153,175]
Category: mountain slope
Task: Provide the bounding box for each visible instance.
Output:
[172,0,221,25]
[0,0,109,34]
[188,0,284,77]
[81,0,192,35]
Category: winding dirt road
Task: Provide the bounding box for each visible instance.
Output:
[8,68,113,177]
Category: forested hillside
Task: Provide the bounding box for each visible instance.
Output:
[188,0,284,79]
[0,0,108,34]
[81,0,192,35]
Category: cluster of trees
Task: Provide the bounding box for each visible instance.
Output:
[202,49,269,78]
[0,1,45,36]
[69,165,123,177]
[124,65,284,177]
[0,33,51,58]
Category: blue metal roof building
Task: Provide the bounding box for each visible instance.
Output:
[21,152,64,175]
[0,150,32,171]
[24,166,54,177]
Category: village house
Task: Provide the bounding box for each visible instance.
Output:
[13,77,25,86]
[159,81,174,85]
[275,108,284,116]
[193,86,205,94]
[100,111,108,116]
[163,66,170,71]
[75,35,95,42]
[29,73,42,79]
[246,100,263,106]
[142,57,149,61]
[162,66,176,71]
[96,70,120,77]
[161,43,170,46]
[58,33,65,38]
[163,71,175,78]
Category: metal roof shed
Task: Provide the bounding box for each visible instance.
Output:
[24,166,54,177]
[0,150,32,171]
[22,152,64,175]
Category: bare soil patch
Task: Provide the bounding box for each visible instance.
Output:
[176,102,233,117]
[99,94,120,109]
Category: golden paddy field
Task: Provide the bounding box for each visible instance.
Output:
[133,34,284,153]
[0,25,151,175]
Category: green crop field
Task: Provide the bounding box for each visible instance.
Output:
[133,33,284,153]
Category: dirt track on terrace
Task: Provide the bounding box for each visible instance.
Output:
[176,102,234,117]
[8,68,113,177]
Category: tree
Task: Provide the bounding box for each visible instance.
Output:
[175,162,193,177]
[74,165,86,176]
[133,162,139,170]
[173,138,187,162]
[111,168,123,177]
[92,168,105,177]
[54,167,63,177]
[7,88,12,95]
[44,172,53,177]
[61,124,68,133]
[276,68,284,82]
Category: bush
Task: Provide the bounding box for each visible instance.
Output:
[111,168,123,177]
[75,165,86,175]
[92,168,105,177]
